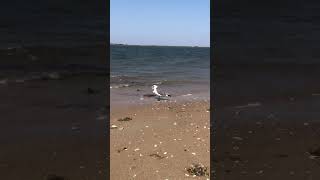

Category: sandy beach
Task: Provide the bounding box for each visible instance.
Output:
[213,65,320,179]
[0,73,107,180]
[109,44,210,179]
[110,100,210,180]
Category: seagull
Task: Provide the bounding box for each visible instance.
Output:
[152,85,171,101]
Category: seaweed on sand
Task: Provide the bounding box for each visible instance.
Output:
[186,163,209,177]
[117,117,132,121]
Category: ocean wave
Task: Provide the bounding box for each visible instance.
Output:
[110,84,130,89]
[0,70,108,85]
[110,75,206,90]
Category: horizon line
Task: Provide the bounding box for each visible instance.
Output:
[110,43,210,48]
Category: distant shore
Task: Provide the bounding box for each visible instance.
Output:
[111,43,210,48]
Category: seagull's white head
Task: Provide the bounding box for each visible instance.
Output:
[152,85,158,90]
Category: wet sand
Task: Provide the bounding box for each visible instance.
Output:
[110,100,210,179]
[0,75,107,179]
[213,65,320,179]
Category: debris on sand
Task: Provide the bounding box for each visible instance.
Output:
[47,72,61,80]
[186,163,209,177]
[256,170,264,175]
[289,97,295,101]
[225,169,232,173]
[71,123,80,132]
[273,154,289,158]
[233,146,239,151]
[96,115,107,121]
[28,54,38,61]
[232,136,243,141]
[15,79,25,83]
[182,94,192,96]
[234,102,261,109]
[111,125,118,129]
[308,147,320,159]
[46,174,67,180]
[117,147,128,153]
[118,117,132,122]
[40,72,63,80]
[228,154,241,162]
[0,79,8,85]
[87,88,99,94]
[149,153,165,160]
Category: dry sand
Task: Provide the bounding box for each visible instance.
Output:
[110,100,210,180]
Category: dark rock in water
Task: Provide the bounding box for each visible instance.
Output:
[46,174,67,180]
[136,89,141,91]
[186,163,209,177]
[118,117,132,121]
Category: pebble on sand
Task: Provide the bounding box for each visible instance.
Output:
[232,137,243,141]
[0,79,8,85]
[256,170,264,174]
[47,72,61,80]
[46,174,66,180]
[111,125,118,129]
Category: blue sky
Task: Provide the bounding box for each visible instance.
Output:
[111,0,210,47]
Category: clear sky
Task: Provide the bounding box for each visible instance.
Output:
[111,0,210,47]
